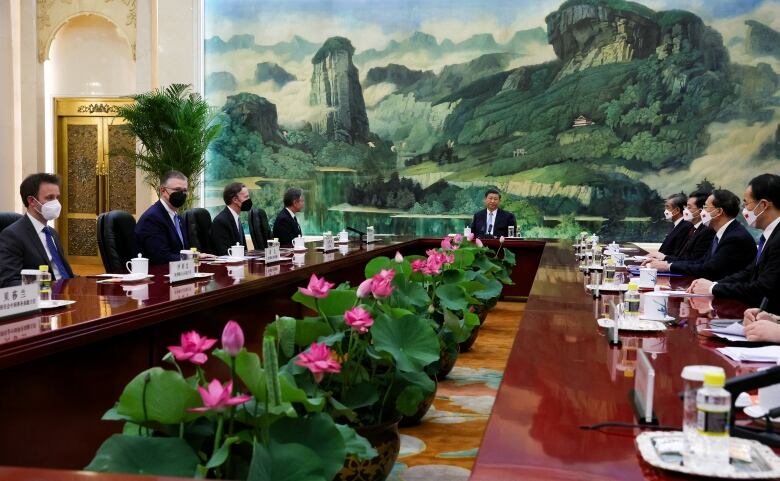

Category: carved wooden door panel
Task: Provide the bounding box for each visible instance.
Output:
[55,98,135,265]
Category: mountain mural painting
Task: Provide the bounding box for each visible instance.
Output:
[203,0,780,241]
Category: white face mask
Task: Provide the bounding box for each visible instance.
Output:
[663,209,673,221]
[682,208,693,222]
[700,208,720,227]
[33,198,62,221]
[742,202,766,229]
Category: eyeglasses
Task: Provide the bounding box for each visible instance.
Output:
[165,187,188,194]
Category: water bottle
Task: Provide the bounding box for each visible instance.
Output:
[593,246,603,266]
[681,366,725,467]
[191,247,200,273]
[624,282,640,320]
[692,371,731,470]
[604,258,616,284]
[38,265,51,302]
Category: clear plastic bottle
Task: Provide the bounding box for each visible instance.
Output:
[38,265,51,302]
[593,246,603,266]
[693,371,731,471]
[191,247,200,273]
[624,282,640,320]
[604,258,616,284]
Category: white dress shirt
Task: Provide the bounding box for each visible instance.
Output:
[715,219,735,241]
[26,213,61,279]
[674,217,683,227]
[161,198,178,224]
[762,217,780,248]
[229,206,242,239]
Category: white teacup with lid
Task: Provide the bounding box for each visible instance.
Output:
[292,236,306,251]
[228,243,245,258]
[126,253,149,275]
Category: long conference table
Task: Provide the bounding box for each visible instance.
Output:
[0,237,771,481]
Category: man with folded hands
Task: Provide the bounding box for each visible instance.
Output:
[645,189,755,280]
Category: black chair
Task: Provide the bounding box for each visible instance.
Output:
[183,208,213,253]
[249,207,272,250]
[0,213,22,234]
[97,210,137,273]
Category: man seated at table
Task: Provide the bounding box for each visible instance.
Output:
[652,192,692,257]
[272,187,304,246]
[690,174,780,313]
[0,173,74,286]
[470,188,516,238]
[211,182,250,256]
[743,308,780,342]
[135,170,191,265]
[646,190,714,263]
[645,190,755,279]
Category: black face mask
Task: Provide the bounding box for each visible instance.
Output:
[240,198,253,212]
[169,191,187,208]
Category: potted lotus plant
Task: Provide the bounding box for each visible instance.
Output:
[266,269,440,481]
[86,320,375,481]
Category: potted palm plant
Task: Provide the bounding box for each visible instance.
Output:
[114,83,221,206]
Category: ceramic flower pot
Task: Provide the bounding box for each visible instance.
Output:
[458,324,480,352]
[399,377,438,427]
[336,419,401,481]
[434,335,459,379]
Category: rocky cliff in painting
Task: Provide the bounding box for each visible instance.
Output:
[254,62,296,86]
[745,20,780,60]
[309,37,370,143]
[222,92,283,144]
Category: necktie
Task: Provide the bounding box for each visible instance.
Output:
[487,212,494,235]
[173,214,184,247]
[710,236,719,257]
[756,234,766,262]
[43,227,70,280]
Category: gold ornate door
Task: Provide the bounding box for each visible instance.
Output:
[55,98,136,264]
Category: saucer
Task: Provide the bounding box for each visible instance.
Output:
[744,404,780,422]
[39,299,76,310]
[639,314,675,322]
[586,283,628,292]
[597,318,667,331]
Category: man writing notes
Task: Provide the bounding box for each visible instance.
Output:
[0,173,74,287]
[470,189,517,239]
[211,182,250,256]
[273,187,304,246]
[135,171,191,265]
[654,193,692,257]
[645,190,755,279]
[690,174,780,313]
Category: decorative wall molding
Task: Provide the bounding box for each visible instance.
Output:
[37,0,137,62]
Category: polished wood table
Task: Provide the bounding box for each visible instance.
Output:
[470,240,765,481]
[0,237,543,472]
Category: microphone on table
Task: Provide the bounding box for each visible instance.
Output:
[346,227,366,243]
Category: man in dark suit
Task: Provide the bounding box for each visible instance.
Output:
[211,182,250,256]
[647,191,714,263]
[647,190,755,280]
[470,188,517,238]
[690,174,780,313]
[655,192,692,257]
[135,171,190,265]
[0,173,74,287]
[272,187,304,246]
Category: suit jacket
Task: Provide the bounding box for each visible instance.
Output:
[272,208,302,246]
[713,223,780,313]
[135,200,189,265]
[670,220,756,280]
[211,207,247,256]
[0,215,74,287]
[659,219,693,256]
[665,224,715,262]
[470,209,517,238]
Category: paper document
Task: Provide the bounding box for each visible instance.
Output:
[704,322,747,342]
[716,345,780,362]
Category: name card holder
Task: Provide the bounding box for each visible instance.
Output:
[630,349,658,425]
[264,244,281,264]
[265,265,281,276]
[366,226,376,244]
[322,232,336,252]
[170,283,197,301]
[168,260,196,283]
[0,284,40,320]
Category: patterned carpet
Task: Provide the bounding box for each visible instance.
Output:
[390,301,524,481]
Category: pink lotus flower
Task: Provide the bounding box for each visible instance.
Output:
[499,236,505,244]
[370,276,394,298]
[394,251,404,262]
[466,232,475,241]
[298,274,335,299]
[453,234,463,244]
[475,238,484,247]
[189,379,251,413]
[295,342,341,383]
[221,320,244,357]
[411,259,427,273]
[376,269,396,282]
[356,278,373,298]
[344,306,374,333]
[168,331,217,365]
[441,236,453,250]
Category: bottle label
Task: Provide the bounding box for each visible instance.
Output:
[626,300,640,313]
[696,409,728,436]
